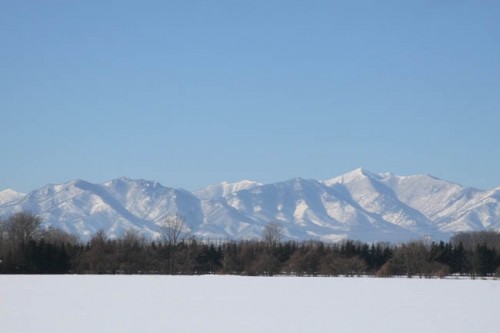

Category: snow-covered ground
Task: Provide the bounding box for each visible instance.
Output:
[1,275,499,333]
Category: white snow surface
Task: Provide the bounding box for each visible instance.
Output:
[0,275,499,333]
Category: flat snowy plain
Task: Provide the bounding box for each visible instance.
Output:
[1,275,499,333]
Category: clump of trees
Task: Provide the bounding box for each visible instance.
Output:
[0,212,77,273]
[1,213,499,278]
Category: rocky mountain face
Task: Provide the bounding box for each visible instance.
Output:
[1,168,499,243]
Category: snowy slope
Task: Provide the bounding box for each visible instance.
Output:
[329,169,500,233]
[223,177,419,242]
[0,189,25,205]
[323,169,447,238]
[194,180,262,200]
[102,177,204,231]
[1,169,499,242]
[0,179,202,240]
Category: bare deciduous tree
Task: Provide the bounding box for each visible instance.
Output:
[159,215,189,246]
[258,223,285,276]
[451,231,500,252]
[42,227,79,246]
[121,229,145,247]
[0,218,6,257]
[83,230,111,273]
[6,212,42,246]
[261,222,284,247]
[389,240,430,278]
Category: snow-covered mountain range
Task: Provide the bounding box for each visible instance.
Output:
[1,168,499,243]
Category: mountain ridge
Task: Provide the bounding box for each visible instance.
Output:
[1,169,499,243]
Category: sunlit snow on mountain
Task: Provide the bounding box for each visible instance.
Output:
[1,169,499,243]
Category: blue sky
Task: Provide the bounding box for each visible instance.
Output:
[1,1,500,192]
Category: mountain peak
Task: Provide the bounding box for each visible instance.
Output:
[106,176,161,187]
[289,176,306,182]
[323,167,380,186]
[194,179,262,200]
[0,188,24,195]
[111,176,145,184]
[341,167,379,179]
[220,179,260,187]
[117,176,133,182]
[0,188,26,204]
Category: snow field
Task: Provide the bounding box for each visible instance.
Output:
[1,275,499,333]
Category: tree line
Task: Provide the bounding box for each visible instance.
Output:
[1,212,499,278]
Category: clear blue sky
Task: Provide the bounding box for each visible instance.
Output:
[1,1,500,192]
